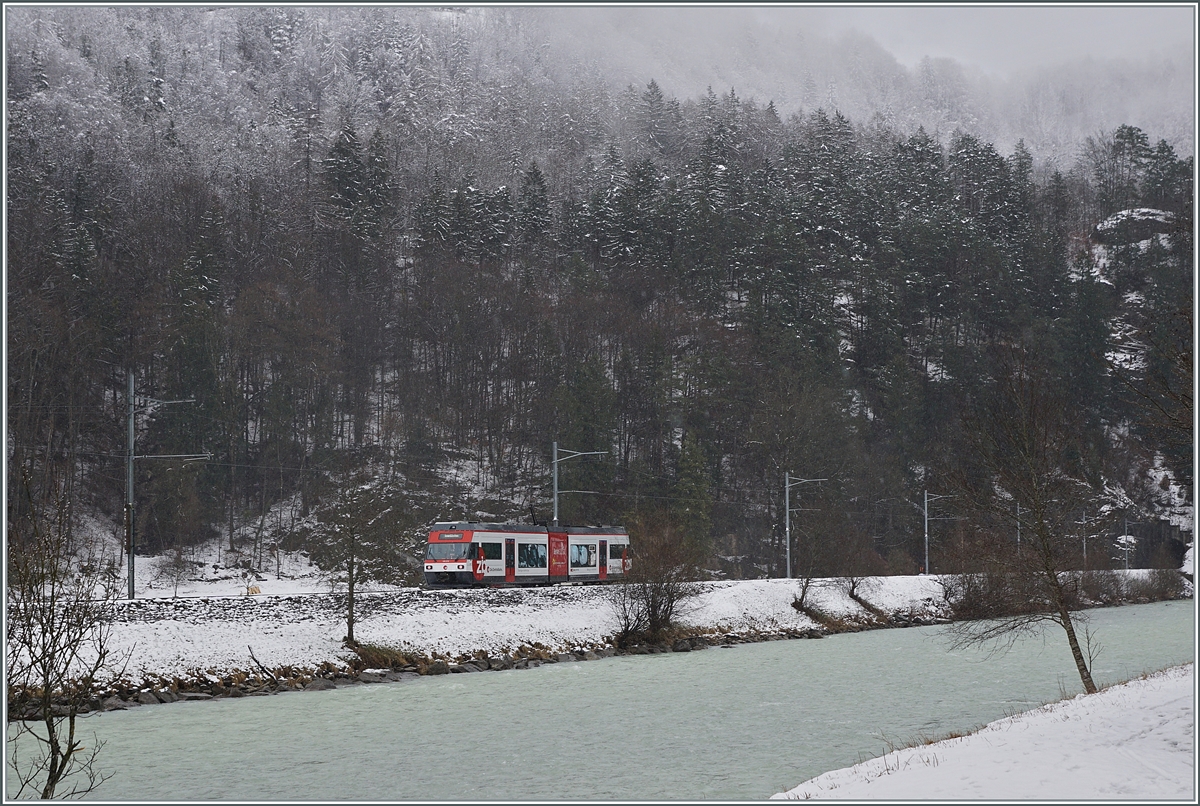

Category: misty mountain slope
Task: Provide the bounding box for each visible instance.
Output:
[6,6,1192,584]
[508,6,1194,164]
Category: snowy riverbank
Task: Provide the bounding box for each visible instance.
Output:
[774,662,1195,800]
[107,574,949,679]
[19,566,1193,801]
[99,565,1193,681]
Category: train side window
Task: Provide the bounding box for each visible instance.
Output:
[571,544,597,568]
[518,543,547,568]
[609,543,628,560]
[480,542,502,560]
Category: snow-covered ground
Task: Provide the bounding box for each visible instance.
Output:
[100,540,1192,682]
[106,574,948,679]
[774,662,1195,800]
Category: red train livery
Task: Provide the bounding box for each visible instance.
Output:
[423,522,631,588]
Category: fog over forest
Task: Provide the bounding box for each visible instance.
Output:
[510,6,1195,165]
[5,5,1194,584]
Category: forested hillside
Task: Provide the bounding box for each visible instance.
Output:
[6,6,1192,583]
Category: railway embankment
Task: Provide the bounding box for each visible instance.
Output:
[7,570,1190,718]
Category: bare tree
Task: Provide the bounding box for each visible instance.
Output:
[835,574,888,623]
[152,542,195,597]
[607,513,703,645]
[950,348,1104,694]
[6,472,125,798]
[313,476,399,646]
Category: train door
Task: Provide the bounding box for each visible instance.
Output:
[548,532,569,583]
[478,542,503,581]
[598,539,608,581]
[505,538,515,583]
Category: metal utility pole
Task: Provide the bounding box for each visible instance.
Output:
[784,473,826,579]
[126,371,135,600]
[125,369,209,599]
[551,442,607,527]
[922,490,953,575]
[1016,502,1021,559]
[1075,513,1094,571]
[1083,532,1087,570]
[1122,516,1135,570]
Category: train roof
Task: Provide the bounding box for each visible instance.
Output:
[432,522,546,533]
[562,525,628,535]
[430,522,627,535]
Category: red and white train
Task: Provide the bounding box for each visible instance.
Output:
[423,522,631,588]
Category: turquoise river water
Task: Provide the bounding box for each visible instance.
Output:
[11,600,1195,800]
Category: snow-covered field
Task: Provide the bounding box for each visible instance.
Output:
[106,543,1190,683]
[774,663,1195,800]
[107,572,948,678]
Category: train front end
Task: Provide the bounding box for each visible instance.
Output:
[423,526,483,588]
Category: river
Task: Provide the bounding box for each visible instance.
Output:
[19,600,1196,800]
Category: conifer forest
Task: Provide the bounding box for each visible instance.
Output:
[6,6,1193,585]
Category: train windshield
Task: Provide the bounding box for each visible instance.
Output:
[425,543,475,561]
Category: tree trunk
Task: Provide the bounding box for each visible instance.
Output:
[1057,601,1098,694]
[228,433,236,552]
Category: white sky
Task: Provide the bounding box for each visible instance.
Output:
[756,4,1196,76]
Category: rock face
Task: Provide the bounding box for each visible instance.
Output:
[1094,207,1174,245]
[136,691,160,705]
[672,640,692,652]
[101,696,129,711]
[303,678,337,692]
[425,660,450,675]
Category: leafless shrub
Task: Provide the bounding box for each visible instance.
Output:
[1079,570,1126,605]
[1127,568,1191,601]
[938,570,1043,621]
[6,472,127,799]
[607,515,703,645]
[836,574,888,621]
[153,544,196,597]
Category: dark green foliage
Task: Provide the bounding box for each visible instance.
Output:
[6,7,1192,585]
